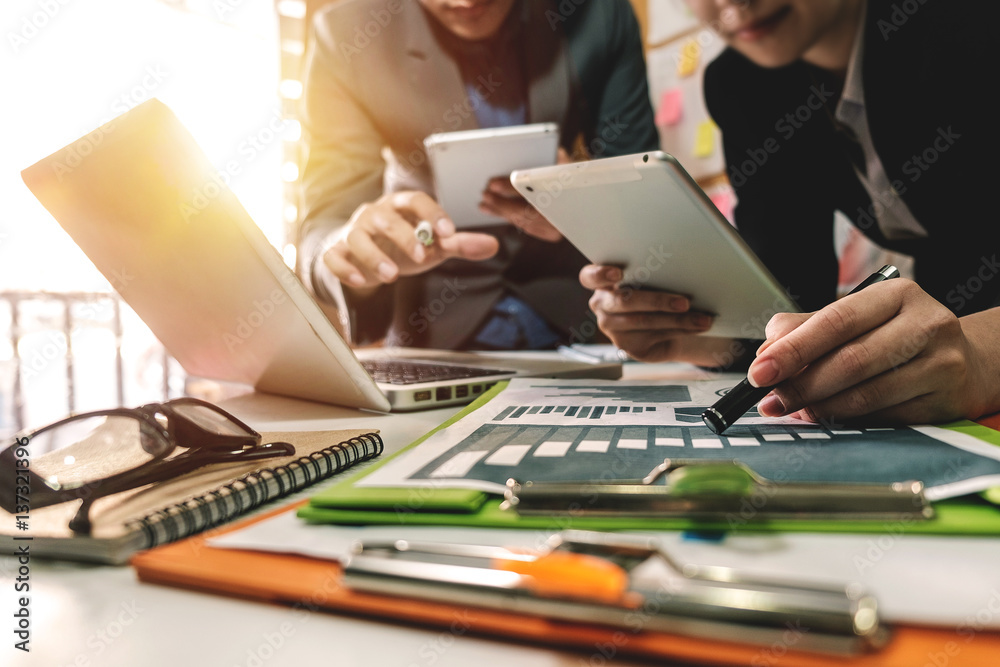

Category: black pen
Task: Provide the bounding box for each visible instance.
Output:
[701,264,901,435]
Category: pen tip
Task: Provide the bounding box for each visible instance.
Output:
[701,408,725,435]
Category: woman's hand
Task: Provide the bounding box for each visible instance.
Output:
[479,177,563,241]
[477,148,574,243]
[322,190,499,289]
[580,264,715,362]
[748,279,1000,425]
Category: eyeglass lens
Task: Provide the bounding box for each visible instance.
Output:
[164,402,250,437]
[31,415,170,490]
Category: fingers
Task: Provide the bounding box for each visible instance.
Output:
[747,281,906,388]
[580,264,623,290]
[344,223,402,283]
[480,183,563,242]
[322,245,367,288]
[390,191,453,236]
[772,354,935,424]
[589,285,698,319]
[325,191,490,288]
[338,203,425,283]
[752,279,973,424]
[588,287,713,362]
[435,231,500,262]
[485,176,519,198]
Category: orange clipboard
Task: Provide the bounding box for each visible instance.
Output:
[131,501,1000,667]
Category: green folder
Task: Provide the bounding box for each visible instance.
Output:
[299,382,1000,535]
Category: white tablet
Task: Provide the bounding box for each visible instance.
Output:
[424,123,559,228]
[510,151,800,339]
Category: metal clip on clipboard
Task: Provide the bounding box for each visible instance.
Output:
[343,529,890,655]
[501,458,934,521]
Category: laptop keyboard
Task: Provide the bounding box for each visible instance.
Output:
[360,359,511,385]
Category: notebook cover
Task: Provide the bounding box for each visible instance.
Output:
[300,384,1000,535]
[1,428,378,563]
[131,502,1000,667]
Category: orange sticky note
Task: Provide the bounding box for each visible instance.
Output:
[677,38,700,77]
[693,119,716,157]
[656,88,683,126]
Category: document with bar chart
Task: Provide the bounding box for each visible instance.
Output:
[360,379,1000,500]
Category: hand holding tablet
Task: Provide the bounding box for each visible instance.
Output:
[323,123,567,290]
[424,123,559,229]
[512,151,800,342]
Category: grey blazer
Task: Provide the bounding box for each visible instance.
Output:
[298,0,658,348]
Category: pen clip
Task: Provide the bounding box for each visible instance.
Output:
[500,458,933,521]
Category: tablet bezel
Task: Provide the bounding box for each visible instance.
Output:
[510,151,800,340]
[424,123,559,228]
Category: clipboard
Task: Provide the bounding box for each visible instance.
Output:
[343,529,889,656]
[297,383,1000,535]
[131,500,1000,667]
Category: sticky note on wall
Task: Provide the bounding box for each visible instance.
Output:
[656,88,683,126]
[677,39,700,77]
[693,120,716,157]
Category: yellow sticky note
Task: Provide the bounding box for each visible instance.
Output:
[693,120,716,157]
[677,39,700,78]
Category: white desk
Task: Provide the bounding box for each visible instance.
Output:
[4,362,706,667]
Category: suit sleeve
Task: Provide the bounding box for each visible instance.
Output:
[296,8,394,342]
[565,0,659,157]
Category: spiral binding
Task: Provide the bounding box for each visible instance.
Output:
[129,432,383,550]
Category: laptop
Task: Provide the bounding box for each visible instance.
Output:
[21,99,620,412]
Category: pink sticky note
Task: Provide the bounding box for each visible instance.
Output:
[710,189,736,223]
[656,88,683,126]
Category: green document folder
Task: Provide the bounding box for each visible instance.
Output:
[299,382,1000,535]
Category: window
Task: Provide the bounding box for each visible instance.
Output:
[1,0,285,436]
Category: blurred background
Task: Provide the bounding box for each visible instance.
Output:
[0,0,299,436]
[0,0,899,438]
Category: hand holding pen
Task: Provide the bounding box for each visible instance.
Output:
[320,190,499,289]
[703,265,900,434]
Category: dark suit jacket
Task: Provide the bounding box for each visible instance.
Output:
[297,0,658,349]
[705,0,1000,318]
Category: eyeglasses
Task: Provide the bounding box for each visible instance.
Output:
[0,398,294,534]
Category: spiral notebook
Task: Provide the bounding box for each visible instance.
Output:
[0,429,381,564]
